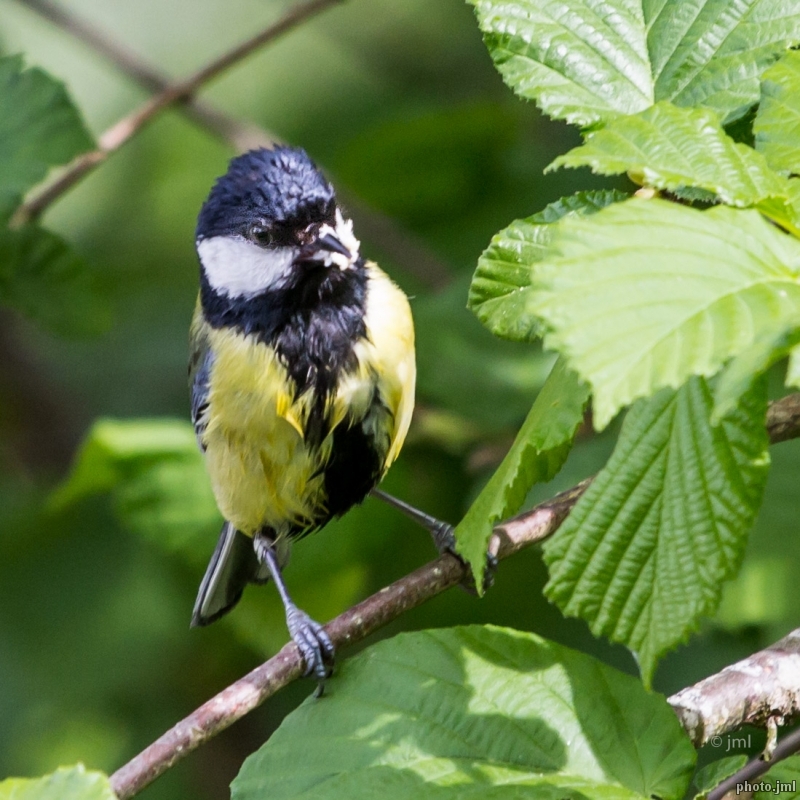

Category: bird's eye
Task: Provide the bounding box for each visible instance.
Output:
[249,225,274,246]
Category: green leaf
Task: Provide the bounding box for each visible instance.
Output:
[232,626,696,800]
[755,51,800,176]
[0,57,103,335]
[0,225,109,336]
[114,456,221,564]
[754,755,800,798]
[470,0,652,126]
[455,358,589,589]
[0,765,115,800]
[530,199,800,429]
[753,173,800,238]
[694,756,748,797]
[0,55,93,219]
[52,418,199,507]
[51,418,219,564]
[549,102,789,207]
[470,0,800,127]
[713,319,800,423]
[543,377,770,686]
[469,190,626,342]
[787,345,800,388]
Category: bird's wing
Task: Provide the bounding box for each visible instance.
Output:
[362,264,416,470]
[189,300,213,451]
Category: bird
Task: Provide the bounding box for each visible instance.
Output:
[188,145,422,686]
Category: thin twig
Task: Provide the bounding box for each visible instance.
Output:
[13,0,454,288]
[13,0,344,225]
[15,0,273,151]
[707,725,800,800]
[108,394,800,798]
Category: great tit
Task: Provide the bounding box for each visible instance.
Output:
[189,146,416,682]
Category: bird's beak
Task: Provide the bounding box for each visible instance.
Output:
[295,211,360,268]
[315,233,351,258]
[296,234,350,264]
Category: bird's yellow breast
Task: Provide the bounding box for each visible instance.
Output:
[195,263,415,538]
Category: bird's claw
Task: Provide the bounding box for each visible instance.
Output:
[458,550,498,595]
[286,606,335,689]
[430,520,457,556]
[431,522,497,595]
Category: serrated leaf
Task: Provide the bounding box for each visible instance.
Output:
[455,358,589,590]
[233,626,696,800]
[471,0,653,126]
[754,755,800,798]
[549,102,789,207]
[469,190,626,341]
[51,418,219,563]
[0,225,109,336]
[471,0,800,127]
[755,51,800,176]
[0,55,93,219]
[543,377,770,686]
[694,756,748,797]
[0,765,115,800]
[530,199,800,429]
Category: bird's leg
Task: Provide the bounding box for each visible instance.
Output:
[370,488,457,555]
[253,533,334,694]
[370,489,497,593]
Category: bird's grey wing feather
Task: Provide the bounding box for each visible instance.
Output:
[189,328,213,451]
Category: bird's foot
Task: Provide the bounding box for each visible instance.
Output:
[430,520,498,595]
[286,604,335,693]
[370,490,497,594]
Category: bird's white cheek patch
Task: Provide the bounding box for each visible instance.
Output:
[198,236,295,298]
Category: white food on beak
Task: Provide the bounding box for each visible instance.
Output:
[198,236,296,298]
[316,209,361,270]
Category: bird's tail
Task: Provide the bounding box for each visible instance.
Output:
[191,521,271,627]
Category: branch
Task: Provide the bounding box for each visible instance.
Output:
[706,725,800,800]
[109,478,587,798]
[12,0,344,225]
[13,0,454,288]
[669,628,800,748]
[108,394,800,798]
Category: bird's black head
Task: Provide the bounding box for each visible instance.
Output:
[196,146,361,303]
[197,147,336,241]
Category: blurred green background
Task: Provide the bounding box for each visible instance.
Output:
[0,0,797,796]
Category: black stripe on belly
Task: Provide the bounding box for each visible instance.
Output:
[322,412,386,519]
[199,257,368,444]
